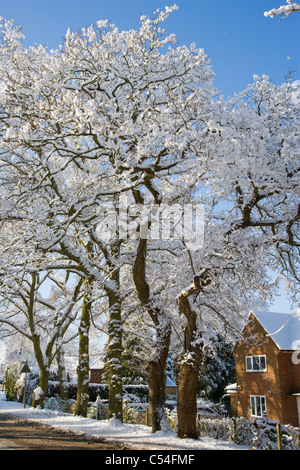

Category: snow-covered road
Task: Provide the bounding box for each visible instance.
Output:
[0,393,249,451]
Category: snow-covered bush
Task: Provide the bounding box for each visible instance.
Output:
[198,416,299,449]
[5,362,20,401]
[18,372,39,405]
[45,381,149,404]
[232,417,254,447]
[123,385,149,403]
[122,401,146,425]
[44,395,71,412]
[285,424,300,449]
[198,417,233,441]
[5,362,39,404]
[251,419,296,450]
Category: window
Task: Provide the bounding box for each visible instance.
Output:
[246,355,267,372]
[250,395,267,417]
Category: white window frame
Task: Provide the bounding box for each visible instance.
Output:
[250,395,267,418]
[246,354,267,372]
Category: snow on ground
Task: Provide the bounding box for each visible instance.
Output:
[0,392,249,450]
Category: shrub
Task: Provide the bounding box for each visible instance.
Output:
[5,362,20,401]
[251,419,295,450]
[198,416,299,450]
[46,381,149,403]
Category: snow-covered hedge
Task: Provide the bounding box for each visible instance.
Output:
[6,370,149,406]
[198,417,300,450]
[46,381,149,403]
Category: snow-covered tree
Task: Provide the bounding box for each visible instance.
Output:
[197,334,235,402]
[0,6,216,424]
[206,76,300,294]
[0,7,298,438]
[0,260,83,408]
[176,75,299,439]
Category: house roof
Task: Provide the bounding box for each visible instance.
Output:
[89,357,105,370]
[251,310,300,351]
[225,383,237,394]
[166,374,176,386]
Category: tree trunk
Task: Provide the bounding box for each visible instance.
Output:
[75,283,91,417]
[133,236,171,433]
[100,229,124,423]
[177,283,203,439]
[147,323,171,433]
[107,279,123,422]
[177,352,201,439]
[28,273,49,409]
[57,347,69,410]
[32,365,49,409]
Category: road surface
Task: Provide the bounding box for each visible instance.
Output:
[0,413,136,450]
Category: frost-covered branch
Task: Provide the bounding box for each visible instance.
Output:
[264,1,300,18]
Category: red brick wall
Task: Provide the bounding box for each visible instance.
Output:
[277,352,300,426]
[90,369,103,384]
[233,313,300,426]
[291,354,300,391]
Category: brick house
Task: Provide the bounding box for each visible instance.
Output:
[229,310,300,427]
[89,357,105,384]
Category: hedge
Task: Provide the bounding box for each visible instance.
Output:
[198,416,300,450]
[46,381,149,403]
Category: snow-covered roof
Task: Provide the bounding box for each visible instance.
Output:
[251,310,300,351]
[225,383,237,394]
[89,357,105,369]
[166,374,176,386]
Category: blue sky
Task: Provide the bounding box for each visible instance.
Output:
[0,0,299,97]
[0,0,298,312]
